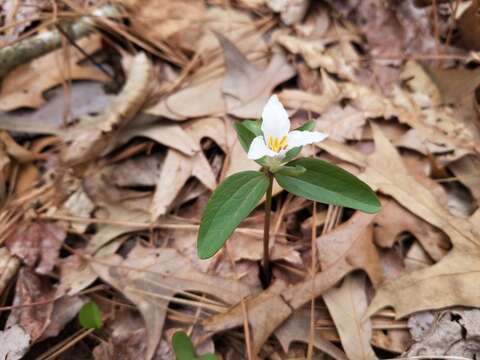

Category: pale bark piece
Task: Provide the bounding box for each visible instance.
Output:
[61,53,152,165]
[0,325,30,360]
[275,308,347,359]
[267,0,310,25]
[91,244,253,360]
[0,247,20,298]
[323,274,377,360]
[219,33,296,119]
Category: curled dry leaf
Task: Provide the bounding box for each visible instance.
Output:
[5,220,66,275]
[61,52,152,165]
[91,244,253,360]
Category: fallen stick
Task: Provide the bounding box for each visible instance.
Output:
[0,4,120,79]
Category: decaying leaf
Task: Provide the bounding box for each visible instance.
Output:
[5,221,66,275]
[407,309,480,356]
[6,268,56,342]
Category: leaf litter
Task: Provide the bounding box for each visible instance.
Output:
[1,0,480,358]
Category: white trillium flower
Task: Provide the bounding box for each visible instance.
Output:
[247,95,328,160]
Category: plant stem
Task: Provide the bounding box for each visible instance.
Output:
[261,171,274,288]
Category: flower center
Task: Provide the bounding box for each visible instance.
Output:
[267,135,288,153]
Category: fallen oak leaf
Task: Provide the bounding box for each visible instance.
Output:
[91,244,253,360]
[374,198,450,261]
[360,124,480,318]
[274,308,347,359]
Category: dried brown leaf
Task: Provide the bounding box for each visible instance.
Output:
[0,35,108,111]
[91,244,253,360]
[219,33,296,118]
[323,273,377,360]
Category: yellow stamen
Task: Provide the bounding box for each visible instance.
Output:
[267,135,288,152]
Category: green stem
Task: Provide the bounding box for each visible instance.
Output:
[262,171,274,287]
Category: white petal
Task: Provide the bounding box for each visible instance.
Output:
[261,95,290,140]
[247,136,277,160]
[286,130,328,150]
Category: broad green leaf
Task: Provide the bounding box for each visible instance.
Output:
[282,146,302,163]
[275,158,381,213]
[78,302,102,329]
[198,355,218,360]
[272,165,306,177]
[234,121,257,153]
[197,171,269,259]
[243,119,262,136]
[295,120,315,131]
[172,331,218,360]
[172,331,196,359]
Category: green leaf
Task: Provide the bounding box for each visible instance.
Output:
[172,331,218,360]
[295,120,315,131]
[172,331,196,360]
[198,355,218,360]
[78,302,102,329]
[234,121,257,153]
[275,158,381,213]
[243,119,262,136]
[197,171,269,259]
[272,165,306,177]
[282,146,302,163]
